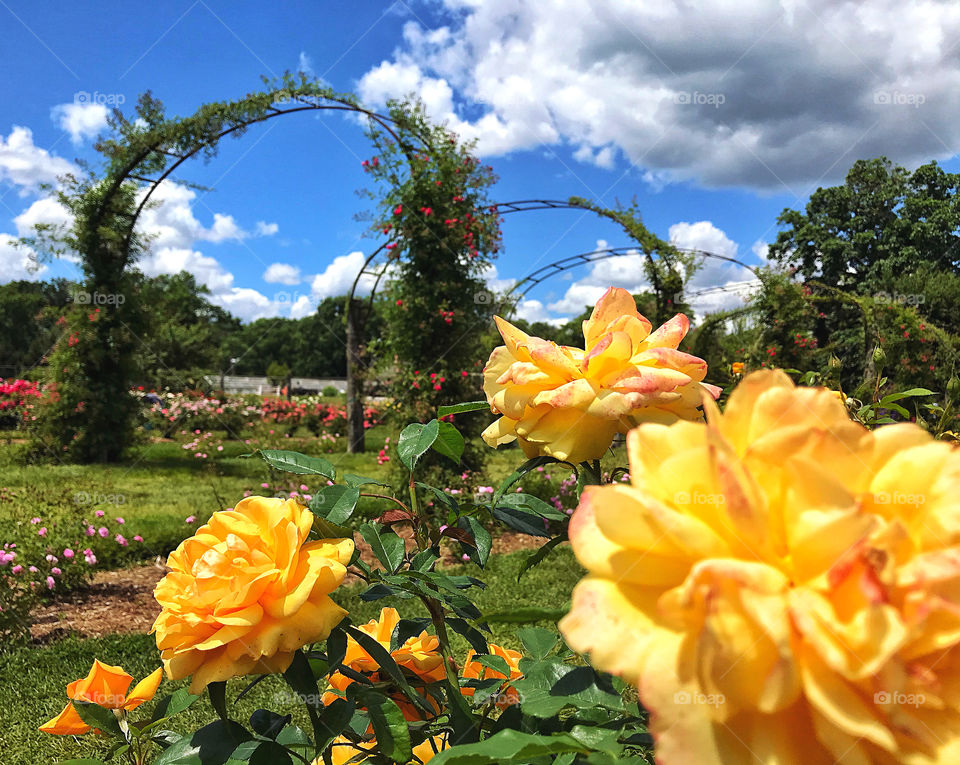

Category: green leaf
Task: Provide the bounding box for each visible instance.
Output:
[310,485,361,524]
[229,740,293,764]
[397,420,440,470]
[492,456,572,508]
[447,617,489,654]
[431,421,465,464]
[208,681,229,721]
[457,516,492,567]
[282,649,335,755]
[416,481,460,515]
[257,449,336,480]
[473,654,509,676]
[491,504,550,537]
[498,492,568,520]
[517,627,558,660]
[410,548,440,572]
[484,605,569,623]
[438,400,490,417]
[352,687,412,764]
[390,617,433,651]
[313,516,353,540]
[359,522,405,573]
[150,689,200,723]
[249,709,290,740]
[72,700,124,738]
[428,730,591,764]
[511,658,624,718]
[881,387,936,404]
[153,719,252,764]
[343,473,391,489]
[517,533,567,580]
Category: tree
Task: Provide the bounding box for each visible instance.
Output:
[0,279,74,377]
[769,157,960,289]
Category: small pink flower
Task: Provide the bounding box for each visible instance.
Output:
[38,527,47,537]
[51,567,61,575]
[30,517,41,524]
[85,525,95,536]
[261,482,269,489]
[185,515,196,524]
[11,564,22,574]
[115,534,128,546]
[461,554,471,562]
[95,510,105,518]
[63,548,75,559]
[98,527,108,538]
[46,576,55,590]
[115,517,125,524]
[300,484,309,491]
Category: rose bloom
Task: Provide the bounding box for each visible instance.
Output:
[460,643,523,708]
[482,287,720,463]
[152,496,353,694]
[40,660,163,735]
[560,369,960,763]
[319,734,448,764]
[322,607,444,721]
[731,361,745,375]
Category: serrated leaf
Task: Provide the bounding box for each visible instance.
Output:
[428,730,590,764]
[359,522,405,573]
[343,473,391,489]
[431,421,465,464]
[310,485,360,524]
[150,689,200,723]
[258,449,335,480]
[72,700,124,738]
[499,492,568,520]
[438,400,490,417]
[518,533,567,580]
[397,420,440,470]
[517,627,558,660]
[153,719,252,764]
[352,687,412,764]
[457,515,492,567]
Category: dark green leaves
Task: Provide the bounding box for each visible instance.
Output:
[517,533,567,580]
[72,700,124,738]
[153,720,252,764]
[517,627,558,660]
[256,450,336,480]
[456,516,492,567]
[428,730,591,764]
[351,688,412,764]
[150,689,200,723]
[359,522,405,573]
[438,400,490,417]
[310,485,360,524]
[432,421,465,464]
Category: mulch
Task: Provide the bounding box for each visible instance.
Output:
[28,530,551,643]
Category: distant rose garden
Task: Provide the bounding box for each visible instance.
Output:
[4,82,960,765]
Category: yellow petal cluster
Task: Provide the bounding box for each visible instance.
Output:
[560,369,960,764]
[461,643,523,707]
[318,734,448,764]
[322,607,444,720]
[152,496,353,694]
[482,287,720,463]
[39,660,163,735]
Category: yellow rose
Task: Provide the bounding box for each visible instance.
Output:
[482,287,720,463]
[39,660,163,735]
[731,361,745,375]
[322,607,444,721]
[560,369,960,764]
[319,734,448,764]
[460,643,523,707]
[152,496,353,694]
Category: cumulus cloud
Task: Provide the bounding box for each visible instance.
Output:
[14,196,73,239]
[263,262,302,285]
[0,126,74,194]
[0,234,46,284]
[310,251,378,299]
[51,102,110,144]
[358,0,960,190]
[255,221,279,236]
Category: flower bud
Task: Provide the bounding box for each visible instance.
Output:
[873,345,886,367]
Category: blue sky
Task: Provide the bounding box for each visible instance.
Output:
[2,0,958,323]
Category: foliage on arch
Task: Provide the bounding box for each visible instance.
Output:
[25,76,429,462]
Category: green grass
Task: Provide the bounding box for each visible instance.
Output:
[0,547,583,765]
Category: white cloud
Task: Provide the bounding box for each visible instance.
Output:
[752,239,771,263]
[298,51,315,77]
[0,126,74,194]
[51,102,110,144]
[14,196,73,239]
[668,221,738,259]
[255,221,279,236]
[139,247,235,294]
[263,262,302,285]
[310,251,377,299]
[0,234,46,284]
[289,294,315,319]
[200,213,248,243]
[358,0,960,190]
